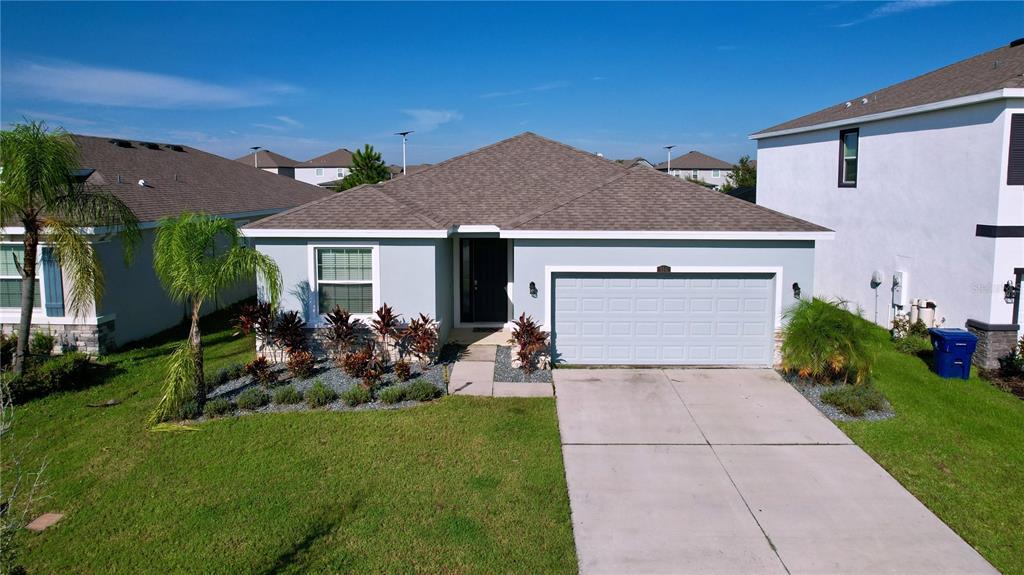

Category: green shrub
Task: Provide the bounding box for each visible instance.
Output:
[821,383,888,417]
[30,331,56,356]
[7,352,91,403]
[203,397,234,418]
[340,385,370,407]
[998,335,1024,378]
[781,298,877,384]
[893,334,932,356]
[306,380,338,408]
[405,379,440,402]
[274,385,303,405]
[205,362,246,389]
[378,385,406,405]
[177,399,201,420]
[0,332,16,368]
[236,387,270,410]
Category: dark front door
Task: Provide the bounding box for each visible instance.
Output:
[460,238,508,323]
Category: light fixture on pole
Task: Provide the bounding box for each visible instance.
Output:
[663,145,676,172]
[250,146,262,169]
[395,131,414,175]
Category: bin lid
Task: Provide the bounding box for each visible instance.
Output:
[928,328,978,342]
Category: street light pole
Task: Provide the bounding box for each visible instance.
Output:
[663,145,676,173]
[250,146,262,169]
[395,131,414,175]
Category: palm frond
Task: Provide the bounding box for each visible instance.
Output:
[0,122,79,221]
[216,243,282,307]
[44,218,104,317]
[148,339,199,426]
[49,183,141,263]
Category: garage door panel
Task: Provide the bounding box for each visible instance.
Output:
[553,272,775,366]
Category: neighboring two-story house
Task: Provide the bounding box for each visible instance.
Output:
[233,149,300,178]
[655,150,733,189]
[295,147,354,186]
[753,38,1024,369]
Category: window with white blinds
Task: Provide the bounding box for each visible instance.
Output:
[316,248,373,314]
[0,244,40,308]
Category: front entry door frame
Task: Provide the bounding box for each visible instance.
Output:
[453,236,513,328]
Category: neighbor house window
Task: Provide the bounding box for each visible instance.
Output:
[316,247,373,314]
[315,168,324,176]
[839,128,859,187]
[691,169,699,179]
[0,244,40,308]
[712,169,721,178]
[337,168,344,177]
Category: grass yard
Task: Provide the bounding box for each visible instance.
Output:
[9,310,577,574]
[838,336,1024,574]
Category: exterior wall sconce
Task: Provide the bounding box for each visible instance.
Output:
[792,282,802,299]
[1004,280,1019,304]
[529,281,538,298]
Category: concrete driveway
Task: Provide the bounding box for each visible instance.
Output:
[555,369,996,575]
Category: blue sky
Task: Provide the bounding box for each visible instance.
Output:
[2,1,1021,165]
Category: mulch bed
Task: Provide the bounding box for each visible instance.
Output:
[979,369,1024,400]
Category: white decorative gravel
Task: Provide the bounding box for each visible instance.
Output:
[493,346,553,383]
[781,371,895,422]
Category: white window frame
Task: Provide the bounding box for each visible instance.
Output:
[0,243,44,310]
[337,168,344,178]
[306,242,380,325]
[691,169,699,179]
[712,169,721,178]
[315,167,324,177]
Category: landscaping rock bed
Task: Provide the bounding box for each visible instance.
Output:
[198,344,462,420]
[781,372,895,422]
[494,346,553,383]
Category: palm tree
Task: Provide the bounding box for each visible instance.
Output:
[150,213,281,423]
[0,122,140,375]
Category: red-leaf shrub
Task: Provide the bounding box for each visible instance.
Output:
[510,313,549,374]
[244,356,278,387]
[286,349,316,378]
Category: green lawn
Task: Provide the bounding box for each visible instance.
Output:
[10,311,577,574]
[838,337,1024,574]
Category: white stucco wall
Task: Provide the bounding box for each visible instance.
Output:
[757,98,1023,329]
[667,168,732,187]
[295,167,350,186]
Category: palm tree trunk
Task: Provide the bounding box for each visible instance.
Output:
[13,225,40,375]
[189,299,205,403]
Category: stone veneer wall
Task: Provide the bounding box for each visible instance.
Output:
[1,319,116,356]
[965,320,1020,371]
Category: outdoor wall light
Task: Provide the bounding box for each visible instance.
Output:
[1004,280,1019,304]
[792,282,802,299]
[529,281,538,298]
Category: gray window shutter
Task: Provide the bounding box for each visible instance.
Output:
[41,248,65,317]
[1009,114,1024,186]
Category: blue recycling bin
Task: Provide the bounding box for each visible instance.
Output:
[928,328,978,380]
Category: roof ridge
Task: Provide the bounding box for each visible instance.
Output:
[241,188,350,228]
[506,164,636,229]
[364,184,444,229]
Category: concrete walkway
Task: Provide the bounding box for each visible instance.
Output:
[555,368,997,575]
[447,343,553,397]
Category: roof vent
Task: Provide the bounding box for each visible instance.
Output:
[861,97,869,104]
[116,174,123,184]
[109,139,133,148]
[845,101,852,108]
[166,144,185,152]
[138,179,150,187]
[139,142,160,150]
[1010,37,1024,48]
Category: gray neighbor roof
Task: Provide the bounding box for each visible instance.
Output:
[233,149,300,168]
[755,38,1024,136]
[654,150,733,171]
[69,135,331,223]
[247,132,827,234]
[296,147,355,168]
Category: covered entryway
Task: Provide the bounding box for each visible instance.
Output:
[552,272,776,365]
[458,238,509,324]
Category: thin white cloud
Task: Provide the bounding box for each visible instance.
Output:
[275,115,302,127]
[834,0,952,28]
[400,109,463,132]
[15,110,96,126]
[480,80,570,99]
[165,129,331,159]
[4,60,300,109]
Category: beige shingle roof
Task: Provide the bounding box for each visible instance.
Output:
[654,150,733,171]
[296,147,354,168]
[233,149,300,168]
[71,135,331,223]
[246,132,827,234]
[754,39,1024,136]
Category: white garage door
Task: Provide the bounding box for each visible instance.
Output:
[552,272,776,366]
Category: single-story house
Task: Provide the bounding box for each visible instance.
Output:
[243,133,831,366]
[1,135,330,353]
[234,149,300,178]
[753,37,1024,368]
[655,150,734,189]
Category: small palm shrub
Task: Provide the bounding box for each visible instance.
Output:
[324,307,366,356]
[780,298,876,384]
[305,380,338,408]
[371,304,401,363]
[393,359,412,382]
[340,385,371,406]
[29,331,56,356]
[203,397,233,418]
[236,387,270,410]
[273,385,303,405]
[400,314,438,367]
[378,385,406,404]
[510,313,549,374]
[244,356,278,387]
[287,349,316,378]
[273,310,308,354]
[820,383,888,417]
[405,379,440,402]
